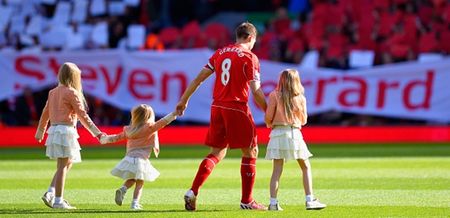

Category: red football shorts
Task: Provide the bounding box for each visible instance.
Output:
[205,101,257,149]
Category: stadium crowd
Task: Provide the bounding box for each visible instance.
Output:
[1,0,447,126]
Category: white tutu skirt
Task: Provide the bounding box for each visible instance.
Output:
[265,126,313,161]
[45,125,81,163]
[111,156,160,181]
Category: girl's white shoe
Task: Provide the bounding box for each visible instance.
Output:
[131,202,143,210]
[53,200,76,210]
[115,188,126,206]
[306,199,326,210]
[268,203,283,211]
[41,192,54,208]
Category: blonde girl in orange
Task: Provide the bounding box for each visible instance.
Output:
[100,104,177,210]
[35,62,104,209]
[264,69,326,211]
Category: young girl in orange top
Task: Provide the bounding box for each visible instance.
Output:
[264,69,326,211]
[100,104,177,210]
[35,62,104,209]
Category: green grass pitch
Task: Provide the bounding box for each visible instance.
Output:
[0,143,449,217]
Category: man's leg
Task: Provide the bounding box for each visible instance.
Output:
[240,146,258,204]
[239,146,266,210]
[191,147,227,195]
[185,147,227,211]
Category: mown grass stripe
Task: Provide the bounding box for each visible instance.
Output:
[0,189,449,208]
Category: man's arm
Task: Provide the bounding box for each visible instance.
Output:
[250,80,267,111]
[176,67,214,116]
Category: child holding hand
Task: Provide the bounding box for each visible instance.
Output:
[36,62,104,209]
[100,104,177,210]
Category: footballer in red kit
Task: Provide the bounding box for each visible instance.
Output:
[205,43,261,149]
[176,22,268,211]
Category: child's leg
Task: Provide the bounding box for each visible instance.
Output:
[123,179,136,189]
[54,158,70,203]
[270,159,284,199]
[49,162,72,193]
[132,180,144,203]
[298,159,326,209]
[115,179,135,206]
[297,159,313,200]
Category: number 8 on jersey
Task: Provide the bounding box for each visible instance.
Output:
[221,58,231,86]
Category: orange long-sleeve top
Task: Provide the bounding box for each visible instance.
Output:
[102,113,176,159]
[264,90,307,128]
[36,85,101,137]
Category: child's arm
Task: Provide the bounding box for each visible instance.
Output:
[100,132,126,144]
[301,95,308,126]
[264,92,277,128]
[146,112,177,134]
[67,89,102,138]
[35,100,49,142]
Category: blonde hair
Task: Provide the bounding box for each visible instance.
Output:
[126,104,154,137]
[277,69,305,122]
[58,62,87,110]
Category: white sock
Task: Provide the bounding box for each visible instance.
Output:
[54,197,62,204]
[306,194,314,202]
[47,187,55,193]
[270,198,278,205]
[132,199,139,205]
[185,189,195,197]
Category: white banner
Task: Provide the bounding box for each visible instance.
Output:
[1,50,449,124]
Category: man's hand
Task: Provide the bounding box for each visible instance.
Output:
[176,101,188,116]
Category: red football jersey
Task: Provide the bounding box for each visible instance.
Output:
[205,44,261,103]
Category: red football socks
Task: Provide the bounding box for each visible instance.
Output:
[240,157,256,204]
[191,154,219,196]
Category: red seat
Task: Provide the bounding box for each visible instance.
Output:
[182,20,201,39]
[287,38,304,53]
[159,27,181,48]
[326,45,344,59]
[326,3,345,28]
[418,5,433,26]
[374,0,390,11]
[419,32,440,53]
[378,12,397,38]
[204,22,231,49]
[273,17,291,34]
[440,30,450,53]
[443,5,450,23]
[181,20,206,48]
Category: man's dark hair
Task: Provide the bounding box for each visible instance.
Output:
[235,22,257,40]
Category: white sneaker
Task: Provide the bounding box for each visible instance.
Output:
[184,189,197,211]
[41,192,54,208]
[115,188,126,206]
[268,203,283,211]
[306,199,326,210]
[53,200,76,210]
[131,202,143,210]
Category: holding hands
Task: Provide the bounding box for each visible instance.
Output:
[175,100,188,116]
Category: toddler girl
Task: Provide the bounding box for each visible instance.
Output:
[100,104,177,210]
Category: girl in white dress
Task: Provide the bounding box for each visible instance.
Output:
[100,104,177,210]
[35,62,104,209]
[264,69,326,211]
